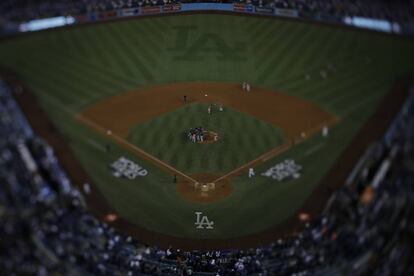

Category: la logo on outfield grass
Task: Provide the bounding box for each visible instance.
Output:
[195,212,214,229]
[169,26,246,61]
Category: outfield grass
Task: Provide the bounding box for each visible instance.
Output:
[0,14,413,239]
[127,103,284,174]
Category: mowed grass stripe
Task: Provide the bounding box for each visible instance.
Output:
[55,29,90,59]
[129,21,164,55]
[92,25,136,77]
[46,44,142,90]
[120,23,159,69]
[322,71,386,106]
[262,29,370,91]
[267,46,367,93]
[96,24,139,78]
[252,20,289,49]
[327,79,384,111]
[247,18,275,43]
[1,14,414,240]
[244,16,267,31]
[292,58,373,101]
[17,60,93,105]
[329,80,390,115]
[251,23,284,54]
[281,48,372,97]
[249,17,275,38]
[142,20,174,55]
[73,30,140,86]
[256,20,287,43]
[299,74,369,107]
[341,92,384,118]
[80,27,125,74]
[252,22,297,68]
[258,25,322,85]
[284,29,343,80]
[107,24,155,81]
[98,24,142,78]
[254,22,303,63]
[309,66,379,104]
[43,27,147,87]
[255,24,308,83]
[283,61,362,99]
[46,46,138,94]
[127,103,284,173]
[139,20,168,51]
[65,29,90,57]
[26,52,113,100]
[262,28,322,87]
[29,49,115,97]
[131,20,166,55]
[17,72,80,107]
[149,16,175,38]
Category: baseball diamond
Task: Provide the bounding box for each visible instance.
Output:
[1,12,414,249]
[77,82,337,203]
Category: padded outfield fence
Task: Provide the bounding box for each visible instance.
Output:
[3,2,414,36]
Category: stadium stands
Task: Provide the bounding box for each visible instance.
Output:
[1,0,413,22]
[1,76,413,275]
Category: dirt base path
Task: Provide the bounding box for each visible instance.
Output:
[79,82,337,203]
[78,82,338,203]
[81,82,334,139]
[177,173,232,203]
[4,70,412,250]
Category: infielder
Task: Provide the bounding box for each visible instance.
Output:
[248,168,255,178]
[246,83,251,92]
[322,126,329,137]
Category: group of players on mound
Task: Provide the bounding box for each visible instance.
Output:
[187,127,206,143]
[183,82,252,144]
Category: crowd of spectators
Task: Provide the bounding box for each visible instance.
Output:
[263,0,414,22]
[0,0,414,23]
[1,77,413,275]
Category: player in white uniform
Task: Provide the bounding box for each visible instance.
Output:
[248,168,255,178]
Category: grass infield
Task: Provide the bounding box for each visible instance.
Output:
[127,103,284,174]
[0,13,413,242]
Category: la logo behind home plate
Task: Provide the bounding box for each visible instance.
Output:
[195,212,214,229]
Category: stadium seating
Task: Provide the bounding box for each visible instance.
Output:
[0,0,413,22]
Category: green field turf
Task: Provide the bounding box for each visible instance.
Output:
[127,103,284,174]
[0,14,413,240]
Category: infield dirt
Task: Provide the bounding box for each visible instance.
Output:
[7,71,412,249]
[177,173,232,203]
[78,82,337,203]
[80,82,335,139]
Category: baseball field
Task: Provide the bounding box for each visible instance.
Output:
[1,13,413,248]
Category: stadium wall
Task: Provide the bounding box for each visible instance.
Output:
[2,2,410,37]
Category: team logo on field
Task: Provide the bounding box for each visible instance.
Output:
[110,156,148,179]
[168,26,246,61]
[261,159,302,181]
[195,212,214,229]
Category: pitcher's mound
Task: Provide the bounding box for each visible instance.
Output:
[176,173,231,204]
[198,131,219,144]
